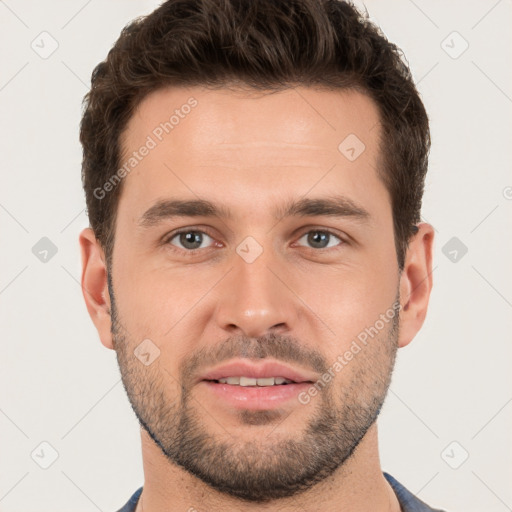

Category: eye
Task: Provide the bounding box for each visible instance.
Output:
[165,229,216,251]
[295,229,344,250]
[163,227,345,254]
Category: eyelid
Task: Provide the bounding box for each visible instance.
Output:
[292,227,347,249]
[162,225,349,254]
[162,226,218,250]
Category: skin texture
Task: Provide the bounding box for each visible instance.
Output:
[79,86,434,512]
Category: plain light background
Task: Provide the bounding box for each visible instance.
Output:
[1,1,511,511]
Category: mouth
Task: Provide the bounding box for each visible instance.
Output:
[204,376,304,386]
[199,359,317,385]
[198,360,317,410]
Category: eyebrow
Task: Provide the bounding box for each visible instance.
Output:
[137,195,371,228]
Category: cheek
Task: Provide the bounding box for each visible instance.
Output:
[298,257,398,330]
[113,258,216,356]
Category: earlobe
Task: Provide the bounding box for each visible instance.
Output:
[398,223,434,348]
[79,227,114,350]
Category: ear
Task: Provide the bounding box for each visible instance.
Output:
[79,227,114,350]
[398,222,434,348]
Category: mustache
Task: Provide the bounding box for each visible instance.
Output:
[180,332,328,382]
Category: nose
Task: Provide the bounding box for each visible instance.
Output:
[213,248,299,339]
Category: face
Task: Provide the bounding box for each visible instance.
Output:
[88,86,409,502]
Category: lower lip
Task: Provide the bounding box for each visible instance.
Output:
[200,380,313,410]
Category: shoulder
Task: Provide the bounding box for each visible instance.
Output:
[114,487,143,512]
[384,472,448,512]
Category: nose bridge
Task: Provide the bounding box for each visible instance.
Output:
[214,240,297,337]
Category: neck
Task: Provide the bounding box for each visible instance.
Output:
[134,423,401,512]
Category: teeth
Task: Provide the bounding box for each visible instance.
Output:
[256,377,275,386]
[215,376,293,386]
[240,376,258,386]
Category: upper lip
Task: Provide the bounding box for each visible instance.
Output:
[199,359,317,384]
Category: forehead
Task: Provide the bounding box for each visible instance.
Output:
[117,85,386,219]
[122,85,380,154]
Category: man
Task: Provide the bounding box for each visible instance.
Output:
[78,0,444,510]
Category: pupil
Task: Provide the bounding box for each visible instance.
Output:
[181,231,202,249]
[309,231,329,248]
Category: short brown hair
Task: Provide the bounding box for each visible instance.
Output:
[80,0,430,269]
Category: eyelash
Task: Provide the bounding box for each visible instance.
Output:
[162,227,347,253]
